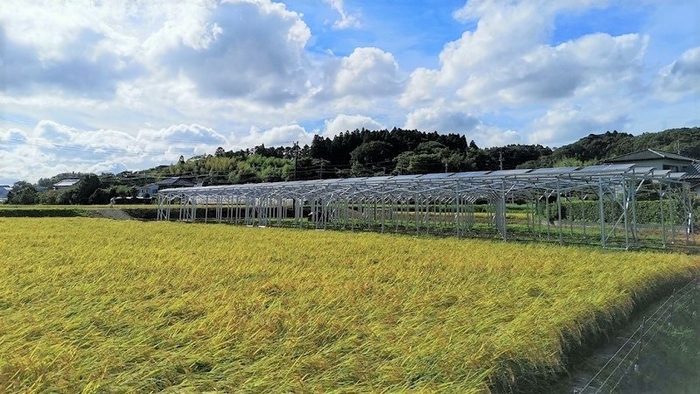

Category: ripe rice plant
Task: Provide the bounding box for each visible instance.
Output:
[0,218,697,392]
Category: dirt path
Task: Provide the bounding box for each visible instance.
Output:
[89,208,133,220]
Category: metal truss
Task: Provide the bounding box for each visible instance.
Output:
[157,164,696,250]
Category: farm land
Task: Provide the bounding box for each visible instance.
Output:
[0,217,698,392]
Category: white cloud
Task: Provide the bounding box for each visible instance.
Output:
[655,46,700,101]
[404,106,520,147]
[400,0,659,148]
[323,114,385,137]
[328,47,403,97]
[137,124,231,158]
[405,106,479,134]
[236,124,315,148]
[323,0,361,30]
[455,33,647,107]
[528,103,630,146]
[404,0,648,110]
[0,121,235,183]
[160,0,312,103]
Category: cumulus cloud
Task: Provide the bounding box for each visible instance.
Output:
[405,106,480,134]
[137,124,231,158]
[0,121,237,183]
[655,46,700,101]
[0,27,144,99]
[236,124,315,148]
[457,33,647,106]
[0,0,138,61]
[324,47,403,98]
[404,106,520,147]
[1,0,314,104]
[403,1,648,109]
[0,128,28,146]
[162,0,312,103]
[528,104,630,146]
[323,114,385,137]
[398,0,657,147]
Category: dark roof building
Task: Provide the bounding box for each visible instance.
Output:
[156,177,196,188]
[683,162,700,181]
[139,177,196,197]
[604,149,696,173]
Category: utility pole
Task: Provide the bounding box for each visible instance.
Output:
[499,151,504,171]
[293,141,299,181]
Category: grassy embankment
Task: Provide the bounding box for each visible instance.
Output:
[0,205,157,219]
[0,218,698,392]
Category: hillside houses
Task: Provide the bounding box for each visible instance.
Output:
[138,177,196,197]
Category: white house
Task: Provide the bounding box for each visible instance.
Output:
[52,178,81,190]
[604,149,700,194]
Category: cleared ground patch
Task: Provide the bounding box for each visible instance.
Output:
[0,218,697,392]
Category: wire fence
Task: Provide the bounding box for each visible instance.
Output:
[574,277,699,393]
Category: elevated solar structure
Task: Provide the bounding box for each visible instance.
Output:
[157,163,695,250]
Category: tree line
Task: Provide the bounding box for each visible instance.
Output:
[3,126,698,204]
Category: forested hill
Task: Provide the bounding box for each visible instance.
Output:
[5,126,698,204]
[161,128,554,185]
[26,126,695,193]
[518,127,700,168]
[135,126,699,186]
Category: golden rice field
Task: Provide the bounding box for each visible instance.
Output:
[0,218,697,393]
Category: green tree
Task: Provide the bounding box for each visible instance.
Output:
[88,188,110,204]
[7,181,38,204]
[350,141,394,175]
[74,174,102,204]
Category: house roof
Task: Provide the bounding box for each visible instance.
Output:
[156,177,195,186]
[605,149,697,163]
[682,162,700,180]
[53,178,81,188]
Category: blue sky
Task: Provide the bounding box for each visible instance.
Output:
[1,0,699,184]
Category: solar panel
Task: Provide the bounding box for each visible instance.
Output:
[451,171,491,179]
[629,166,655,176]
[364,175,394,183]
[388,174,422,181]
[528,167,580,175]
[485,169,533,177]
[337,177,368,184]
[669,172,686,180]
[575,163,634,174]
[650,169,672,177]
[419,172,456,180]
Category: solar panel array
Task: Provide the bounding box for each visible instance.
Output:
[159,163,684,203]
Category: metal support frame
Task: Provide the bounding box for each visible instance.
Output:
[156,164,692,249]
